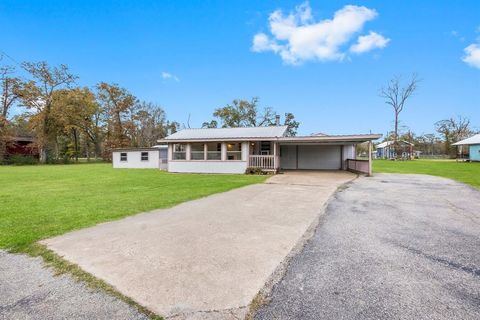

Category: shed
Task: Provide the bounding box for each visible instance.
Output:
[112,147,164,169]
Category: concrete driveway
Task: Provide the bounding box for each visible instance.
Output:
[255,174,480,320]
[42,171,355,319]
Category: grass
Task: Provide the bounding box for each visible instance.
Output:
[373,159,480,188]
[0,163,267,252]
[0,163,267,319]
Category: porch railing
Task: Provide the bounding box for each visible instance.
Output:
[248,155,276,170]
[346,158,369,174]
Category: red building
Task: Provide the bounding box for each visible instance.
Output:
[5,136,39,158]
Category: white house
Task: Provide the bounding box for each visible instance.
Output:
[452,133,480,162]
[157,126,381,175]
[112,145,168,169]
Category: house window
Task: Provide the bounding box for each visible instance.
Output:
[120,152,127,162]
[141,152,149,161]
[206,142,221,160]
[173,144,186,160]
[260,141,271,155]
[190,143,205,160]
[227,143,242,160]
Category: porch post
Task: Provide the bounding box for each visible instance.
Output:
[167,143,173,161]
[273,142,278,171]
[204,143,208,161]
[186,143,191,161]
[221,142,227,161]
[368,141,372,177]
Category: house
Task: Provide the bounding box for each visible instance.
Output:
[155,126,381,175]
[112,145,168,169]
[452,133,480,161]
[5,136,39,159]
[375,140,414,159]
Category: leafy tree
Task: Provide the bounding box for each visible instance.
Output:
[51,87,99,161]
[0,65,21,161]
[16,61,77,163]
[283,112,299,136]
[131,101,167,147]
[96,82,137,159]
[205,97,300,136]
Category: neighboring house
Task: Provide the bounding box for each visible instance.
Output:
[112,145,168,169]
[452,133,480,161]
[375,140,414,159]
[155,126,381,175]
[5,136,39,159]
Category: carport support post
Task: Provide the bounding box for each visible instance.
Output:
[368,141,372,177]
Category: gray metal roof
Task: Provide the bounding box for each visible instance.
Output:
[452,133,480,146]
[163,126,288,141]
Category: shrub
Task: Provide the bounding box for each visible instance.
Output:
[245,167,271,175]
[7,155,38,165]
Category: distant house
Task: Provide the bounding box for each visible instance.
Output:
[452,134,480,161]
[375,140,414,159]
[5,136,39,159]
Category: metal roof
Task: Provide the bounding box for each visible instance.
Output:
[162,126,288,141]
[452,133,480,146]
[376,140,414,148]
[278,134,382,143]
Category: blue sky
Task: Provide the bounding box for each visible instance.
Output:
[1,0,479,136]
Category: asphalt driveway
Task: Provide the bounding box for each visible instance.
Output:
[255,173,480,320]
[42,171,354,319]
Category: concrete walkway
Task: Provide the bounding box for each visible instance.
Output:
[255,174,480,320]
[42,171,355,319]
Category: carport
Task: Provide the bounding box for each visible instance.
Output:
[276,134,381,175]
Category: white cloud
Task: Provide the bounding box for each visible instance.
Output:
[462,43,480,69]
[251,2,389,64]
[161,71,180,82]
[350,31,390,53]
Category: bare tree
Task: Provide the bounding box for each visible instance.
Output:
[380,74,419,148]
[435,116,473,156]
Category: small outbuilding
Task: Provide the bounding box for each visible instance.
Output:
[112,145,168,169]
[452,133,480,161]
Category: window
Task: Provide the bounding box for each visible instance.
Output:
[173,144,186,160]
[206,142,222,160]
[260,141,271,155]
[120,152,127,162]
[227,143,242,160]
[190,143,205,160]
[141,152,149,161]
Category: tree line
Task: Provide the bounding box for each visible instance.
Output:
[0,59,299,164]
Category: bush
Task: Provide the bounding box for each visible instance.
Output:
[7,155,38,165]
[245,167,271,175]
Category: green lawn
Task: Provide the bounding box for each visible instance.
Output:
[0,164,267,252]
[373,159,480,188]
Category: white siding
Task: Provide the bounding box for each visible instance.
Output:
[342,144,355,169]
[112,150,160,169]
[168,161,247,174]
